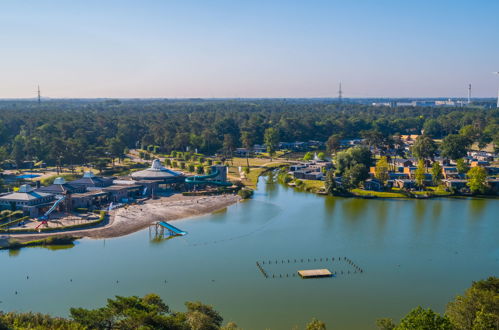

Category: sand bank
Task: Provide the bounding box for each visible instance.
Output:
[1,194,241,244]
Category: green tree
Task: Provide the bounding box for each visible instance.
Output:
[375,156,389,186]
[456,158,469,175]
[107,137,125,166]
[411,135,437,160]
[446,277,499,330]
[466,166,488,194]
[306,318,327,330]
[70,294,172,329]
[415,159,426,189]
[376,318,396,330]
[431,162,443,186]
[344,163,369,189]
[303,152,313,161]
[223,134,236,158]
[317,152,326,161]
[423,119,443,138]
[264,127,279,160]
[326,134,342,155]
[335,146,372,176]
[185,301,223,330]
[240,131,254,168]
[441,134,471,160]
[396,306,452,330]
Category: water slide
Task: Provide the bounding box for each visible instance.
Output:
[185,169,232,186]
[158,221,187,236]
[39,196,66,221]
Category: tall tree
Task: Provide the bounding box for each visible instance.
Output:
[446,277,499,330]
[415,159,426,189]
[411,135,437,160]
[326,134,342,155]
[431,161,443,186]
[375,156,389,186]
[397,307,453,330]
[264,127,279,160]
[456,158,469,175]
[240,131,254,167]
[466,166,488,194]
[441,134,471,160]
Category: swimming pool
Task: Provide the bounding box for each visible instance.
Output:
[16,174,41,179]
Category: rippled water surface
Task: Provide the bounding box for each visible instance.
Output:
[1,174,498,329]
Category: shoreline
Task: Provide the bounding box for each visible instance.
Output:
[0,193,241,247]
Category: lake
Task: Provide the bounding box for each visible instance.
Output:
[1,173,498,329]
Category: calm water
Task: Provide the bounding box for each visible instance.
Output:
[1,174,498,329]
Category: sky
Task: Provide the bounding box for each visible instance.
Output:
[1,0,498,99]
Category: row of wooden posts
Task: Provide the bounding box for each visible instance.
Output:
[259,257,364,273]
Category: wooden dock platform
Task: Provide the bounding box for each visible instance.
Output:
[298,269,332,278]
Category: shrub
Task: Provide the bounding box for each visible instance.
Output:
[180,162,186,170]
[188,164,195,172]
[238,189,253,199]
[196,165,204,174]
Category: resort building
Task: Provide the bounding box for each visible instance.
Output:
[130,159,185,190]
[0,184,55,217]
[35,177,86,195]
[70,172,114,189]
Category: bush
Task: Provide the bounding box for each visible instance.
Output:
[238,189,254,199]
[188,164,195,172]
[165,159,172,166]
[172,161,178,168]
[74,208,88,213]
[180,162,186,170]
[207,159,213,166]
[196,165,204,174]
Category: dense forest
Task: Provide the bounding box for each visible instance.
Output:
[0,99,497,167]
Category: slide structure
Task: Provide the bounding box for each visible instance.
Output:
[39,196,66,221]
[158,221,187,236]
[185,168,232,186]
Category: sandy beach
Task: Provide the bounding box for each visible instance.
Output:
[1,194,241,245]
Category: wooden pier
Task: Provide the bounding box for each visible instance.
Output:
[298,269,332,278]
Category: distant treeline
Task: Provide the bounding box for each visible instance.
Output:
[0,99,497,167]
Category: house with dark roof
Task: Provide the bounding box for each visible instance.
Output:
[69,172,114,189]
[0,184,55,217]
[36,177,86,195]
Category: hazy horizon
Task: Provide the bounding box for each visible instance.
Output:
[1,0,498,99]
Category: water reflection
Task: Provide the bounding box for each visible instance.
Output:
[341,198,368,220]
[468,198,487,219]
[324,196,336,217]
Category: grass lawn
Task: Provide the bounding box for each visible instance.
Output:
[293,179,325,193]
[242,162,288,189]
[351,188,406,198]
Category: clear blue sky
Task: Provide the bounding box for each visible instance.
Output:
[1,0,498,98]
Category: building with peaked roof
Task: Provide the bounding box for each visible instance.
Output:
[0,184,55,217]
[131,159,184,184]
[35,177,86,195]
[69,171,114,189]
